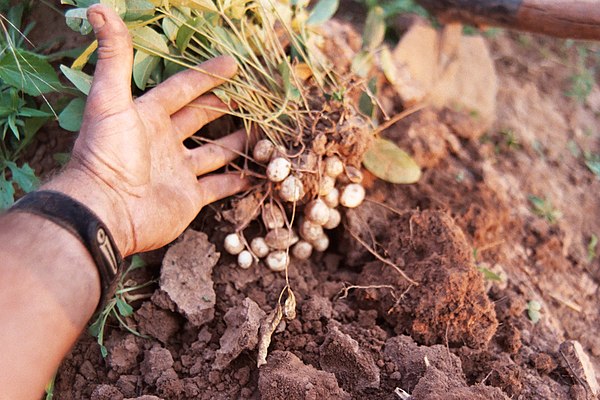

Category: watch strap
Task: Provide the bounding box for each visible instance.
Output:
[9,190,123,315]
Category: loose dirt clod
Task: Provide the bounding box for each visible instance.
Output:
[319,326,380,391]
[105,332,142,375]
[140,345,174,385]
[559,340,600,397]
[160,230,220,326]
[215,298,266,370]
[258,351,350,400]
[135,302,180,344]
[352,209,498,347]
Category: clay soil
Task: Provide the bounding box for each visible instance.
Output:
[24,3,600,400]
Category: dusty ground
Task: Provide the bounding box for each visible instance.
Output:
[24,3,600,400]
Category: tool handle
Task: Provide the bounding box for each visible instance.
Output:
[416,0,600,40]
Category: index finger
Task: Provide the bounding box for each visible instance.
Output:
[142,56,237,115]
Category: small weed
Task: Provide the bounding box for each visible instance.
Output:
[588,234,598,263]
[88,255,154,357]
[362,0,428,18]
[528,195,562,224]
[477,266,503,282]
[455,171,465,183]
[44,374,55,400]
[566,46,595,103]
[500,128,520,150]
[526,300,542,324]
[584,152,600,178]
[567,140,581,158]
[0,2,77,209]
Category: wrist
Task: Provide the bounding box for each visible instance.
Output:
[42,167,134,256]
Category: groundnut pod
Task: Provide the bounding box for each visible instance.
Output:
[318,176,335,196]
[304,199,330,226]
[265,228,299,250]
[345,166,363,183]
[237,250,253,269]
[224,233,244,255]
[265,250,289,272]
[250,237,269,258]
[340,184,365,208]
[299,219,324,242]
[292,241,313,260]
[279,175,305,202]
[322,187,339,208]
[262,203,285,229]
[324,156,344,178]
[267,157,291,182]
[323,208,341,229]
[253,140,275,163]
[312,234,330,252]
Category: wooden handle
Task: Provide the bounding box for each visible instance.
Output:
[416,0,600,40]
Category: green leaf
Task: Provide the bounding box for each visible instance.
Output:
[65,8,93,35]
[0,49,61,96]
[587,234,598,263]
[87,314,104,337]
[101,0,127,16]
[60,65,92,95]
[132,26,169,55]
[163,60,186,80]
[6,161,39,193]
[363,137,422,184]
[58,98,86,132]
[124,0,154,20]
[585,154,600,178]
[278,60,301,102]
[130,254,147,270]
[0,173,15,210]
[116,297,134,317]
[100,344,108,358]
[175,17,204,53]
[307,0,339,26]
[358,76,377,118]
[133,50,160,90]
[362,6,385,51]
[53,153,71,166]
[18,107,53,118]
[351,50,374,78]
[379,45,397,85]
[477,266,503,282]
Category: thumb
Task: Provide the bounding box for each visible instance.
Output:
[86,4,133,111]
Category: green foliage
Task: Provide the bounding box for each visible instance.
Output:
[566,46,595,103]
[362,0,427,18]
[44,374,56,400]
[584,152,600,179]
[477,266,503,282]
[88,255,153,357]
[58,98,86,132]
[363,137,421,183]
[526,300,542,324]
[528,195,562,224]
[307,0,339,26]
[588,234,598,263]
[0,49,61,96]
[0,2,87,209]
[60,65,92,95]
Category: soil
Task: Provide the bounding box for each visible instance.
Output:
[22,2,600,400]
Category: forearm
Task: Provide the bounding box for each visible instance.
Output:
[0,208,101,400]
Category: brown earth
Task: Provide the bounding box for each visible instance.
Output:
[23,3,600,400]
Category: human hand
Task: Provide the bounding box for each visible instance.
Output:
[45,4,249,256]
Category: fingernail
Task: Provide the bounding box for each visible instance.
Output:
[88,9,106,32]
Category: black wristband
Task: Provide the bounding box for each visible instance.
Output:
[9,190,123,315]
